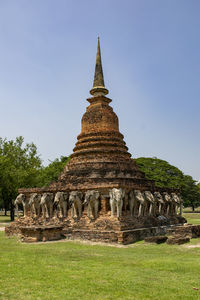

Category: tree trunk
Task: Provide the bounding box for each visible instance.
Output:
[10,201,15,221]
[192,205,195,212]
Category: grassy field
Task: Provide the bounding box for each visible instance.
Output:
[0,216,11,222]
[183,213,200,225]
[0,216,11,227]
[0,213,200,299]
[0,234,200,300]
[183,206,200,213]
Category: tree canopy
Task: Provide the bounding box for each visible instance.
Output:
[0,136,69,219]
[0,136,42,218]
[37,156,70,188]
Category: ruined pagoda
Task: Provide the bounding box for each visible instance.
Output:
[48,38,153,193]
[13,38,185,244]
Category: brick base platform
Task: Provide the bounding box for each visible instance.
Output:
[20,225,64,242]
[63,226,173,244]
[5,215,187,244]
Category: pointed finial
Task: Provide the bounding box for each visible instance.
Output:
[90,38,109,96]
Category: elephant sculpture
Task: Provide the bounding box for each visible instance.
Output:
[162,192,172,215]
[54,191,69,218]
[40,193,54,219]
[29,193,41,218]
[109,188,125,218]
[177,194,183,215]
[154,192,165,215]
[14,193,29,217]
[171,193,181,215]
[69,191,83,219]
[84,190,100,219]
[133,190,145,217]
[143,191,155,216]
[129,190,137,217]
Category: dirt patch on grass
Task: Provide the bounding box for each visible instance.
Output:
[184,243,200,249]
[22,238,129,248]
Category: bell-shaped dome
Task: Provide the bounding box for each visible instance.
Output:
[81,97,119,135]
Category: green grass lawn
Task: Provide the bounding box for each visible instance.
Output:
[1,212,200,299]
[183,206,200,213]
[183,213,200,225]
[0,215,11,222]
[1,232,200,300]
[0,216,11,226]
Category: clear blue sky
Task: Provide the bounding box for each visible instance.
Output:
[0,0,199,180]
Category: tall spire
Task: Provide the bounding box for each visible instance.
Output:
[90,37,109,96]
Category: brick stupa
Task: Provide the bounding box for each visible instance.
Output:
[15,38,185,244]
[47,38,153,193]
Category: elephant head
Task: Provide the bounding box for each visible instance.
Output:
[14,193,25,205]
[154,192,164,204]
[171,193,179,203]
[144,191,154,203]
[134,190,145,204]
[84,190,99,204]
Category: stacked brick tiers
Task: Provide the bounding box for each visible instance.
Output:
[56,95,154,192]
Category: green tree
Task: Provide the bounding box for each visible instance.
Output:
[135,157,184,189]
[135,157,200,210]
[0,187,3,210]
[181,176,200,211]
[37,156,70,187]
[0,136,71,220]
[0,136,42,220]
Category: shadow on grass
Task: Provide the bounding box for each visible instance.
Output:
[184,211,200,214]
